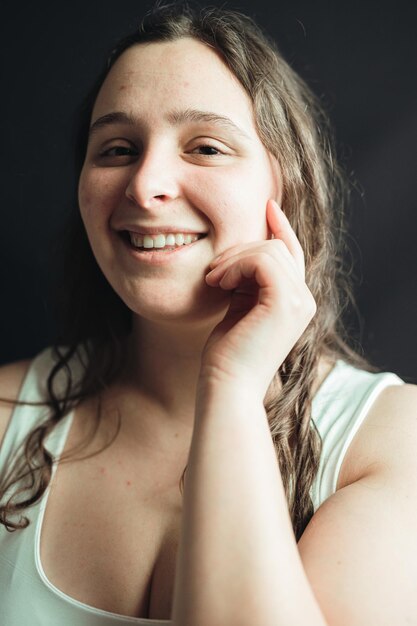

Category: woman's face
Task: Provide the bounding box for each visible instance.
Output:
[78,37,281,325]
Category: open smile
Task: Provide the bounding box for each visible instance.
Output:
[128,230,205,250]
[118,230,208,264]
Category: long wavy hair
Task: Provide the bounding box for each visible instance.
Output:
[0,2,365,540]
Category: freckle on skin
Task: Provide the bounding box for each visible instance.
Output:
[119,85,126,91]
[126,480,132,487]
[100,467,106,475]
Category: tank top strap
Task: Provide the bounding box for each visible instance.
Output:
[310,360,403,510]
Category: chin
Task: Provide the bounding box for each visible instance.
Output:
[120,283,230,326]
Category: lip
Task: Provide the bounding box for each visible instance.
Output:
[119,231,207,265]
[119,225,206,236]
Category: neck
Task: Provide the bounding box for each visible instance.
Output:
[99,315,335,456]
[104,313,224,450]
[127,314,217,411]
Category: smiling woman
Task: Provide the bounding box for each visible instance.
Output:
[79,37,278,321]
[1,4,417,626]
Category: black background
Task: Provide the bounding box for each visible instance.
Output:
[1,0,416,381]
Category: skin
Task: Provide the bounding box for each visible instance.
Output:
[78,37,313,440]
[76,40,417,625]
[76,41,318,623]
[1,35,417,626]
[79,38,281,323]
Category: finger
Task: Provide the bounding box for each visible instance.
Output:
[213,253,302,311]
[217,253,275,292]
[206,248,300,294]
[209,243,258,271]
[209,237,295,270]
[209,242,252,269]
[208,237,300,277]
[266,200,305,279]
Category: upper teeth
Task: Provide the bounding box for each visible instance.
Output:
[129,232,200,249]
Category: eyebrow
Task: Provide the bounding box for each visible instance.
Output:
[168,108,252,140]
[89,111,132,136]
[88,108,252,141]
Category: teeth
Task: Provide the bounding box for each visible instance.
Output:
[154,234,165,249]
[129,232,201,250]
[130,234,144,247]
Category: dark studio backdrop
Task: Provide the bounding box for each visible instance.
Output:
[1,0,416,381]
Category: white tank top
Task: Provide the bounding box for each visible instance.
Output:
[0,348,403,625]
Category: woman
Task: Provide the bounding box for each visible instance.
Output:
[0,4,416,625]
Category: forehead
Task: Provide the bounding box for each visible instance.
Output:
[92,38,255,128]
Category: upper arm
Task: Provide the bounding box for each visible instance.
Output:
[298,384,417,625]
[0,360,31,449]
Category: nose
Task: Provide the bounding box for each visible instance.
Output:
[125,143,181,209]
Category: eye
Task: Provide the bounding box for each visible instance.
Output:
[91,141,140,166]
[100,145,138,158]
[192,144,222,156]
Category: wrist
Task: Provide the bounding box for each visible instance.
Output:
[197,363,276,408]
[195,374,267,419]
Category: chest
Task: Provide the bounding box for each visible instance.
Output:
[40,439,184,621]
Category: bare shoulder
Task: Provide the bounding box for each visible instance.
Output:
[0,359,32,448]
[299,382,417,623]
[338,382,417,488]
[367,382,417,470]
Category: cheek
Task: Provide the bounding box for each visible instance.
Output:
[187,167,270,240]
[78,169,121,223]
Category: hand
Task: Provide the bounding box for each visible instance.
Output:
[200,199,316,400]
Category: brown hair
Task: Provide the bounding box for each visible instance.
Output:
[0,2,365,540]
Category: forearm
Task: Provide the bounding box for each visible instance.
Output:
[171,383,327,626]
